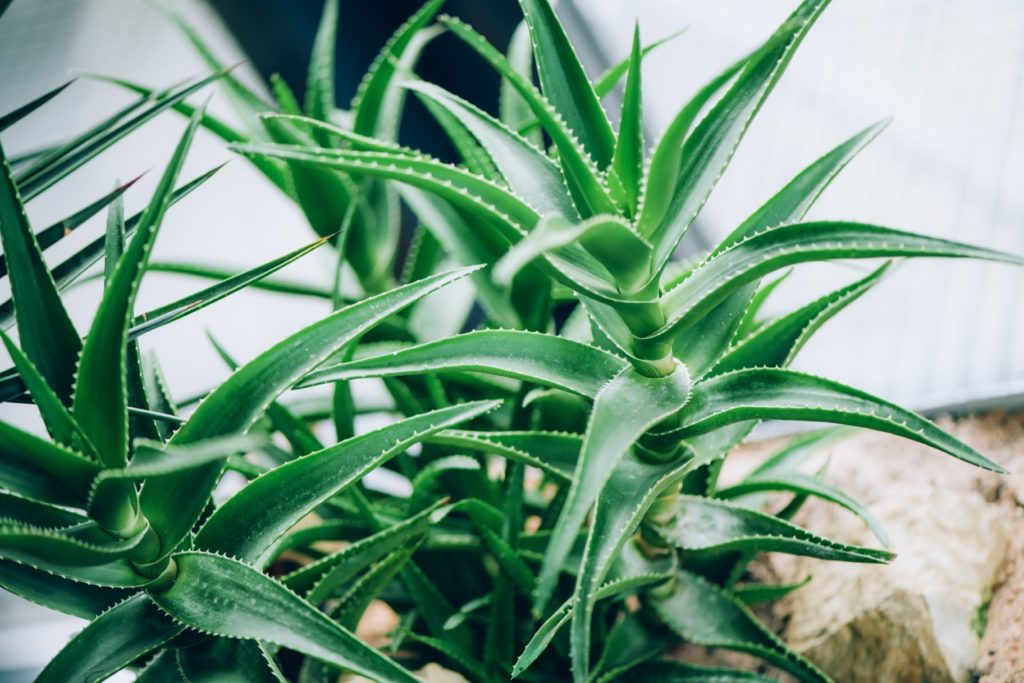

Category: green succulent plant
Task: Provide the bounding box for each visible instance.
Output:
[1,0,1019,681]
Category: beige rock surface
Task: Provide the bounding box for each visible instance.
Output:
[720,410,1024,682]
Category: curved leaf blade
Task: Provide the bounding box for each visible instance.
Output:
[196,401,499,566]
[657,495,891,562]
[298,329,627,399]
[140,267,480,560]
[150,551,419,683]
[665,368,1004,472]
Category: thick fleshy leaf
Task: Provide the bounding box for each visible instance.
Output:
[641,0,829,272]
[304,0,338,122]
[673,286,756,380]
[608,25,644,215]
[298,330,627,399]
[233,143,536,237]
[177,637,286,682]
[499,21,539,144]
[398,186,519,327]
[649,221,1024,347]
[517,0,615,167]
[591,613,668,683]
[0,521,146,568]
[565,455,696,680]
[37,593,182,683]
[281,505,437,600]
[593,29,685,98]
[73,104,204,469]
[656,495,891,562]
[536,365,690,615]
[426,429,581,482]
[149,551,419,683]
[512,560,672,677]
[0,79,73,132]
[717,472,889,546]
[708,263,888,376]
[0,141,81,402]
[439,16,615,216]
[715,120,889,257]
[196,401,498,566]
[493,214,652,291]
[0,332,93,455]
[0,558,129,618]
[351,0,446,137]
[88,435,261,516]
[635,55,747,241]
[662,367,1004,472]
[407,80,577,219]
[0,490,86,528]
[139,267,479,561]
[651,570,828,682]
[0,419,98,505]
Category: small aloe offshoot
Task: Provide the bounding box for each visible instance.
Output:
[1,0,1020,681]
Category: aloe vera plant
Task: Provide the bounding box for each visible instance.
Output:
[1,0,1019,681]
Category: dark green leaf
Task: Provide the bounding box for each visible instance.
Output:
[140,267,479,561]
[650,570,828,682]
[195,401,498,566]
[0,142,81,402]
[0,80,73,132]
[299,329,627,399]
[37,593,182,683]
[149,551,419,683]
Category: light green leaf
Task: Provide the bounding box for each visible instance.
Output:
[493,214,652,291]
[407,80,577,219]
[662,368,1004,472]
[149,551,419,683]
[717,472,889,546]
[0,142,80,402]
[517,0,615,167]
[708,263,887,376]
[657,495,891,562]
[714,119,889,256]
[608,25,644,215]
[195,401,498,566]
[298,329,627,399]
[650,221,1024,347]
[73,103,204,469]
[140,267,480,562]
[651,570,829,682]
[641,0,830,273]
[439,15,615,216]
[426,429,581,482]
[305,0,338,122]
[537,365,690,616]
[351,0,446,137]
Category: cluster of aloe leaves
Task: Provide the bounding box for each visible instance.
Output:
[0,0,1018,681]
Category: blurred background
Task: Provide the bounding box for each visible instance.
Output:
[1,0,1023,678]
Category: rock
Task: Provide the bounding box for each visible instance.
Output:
[781,486,1010,683]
